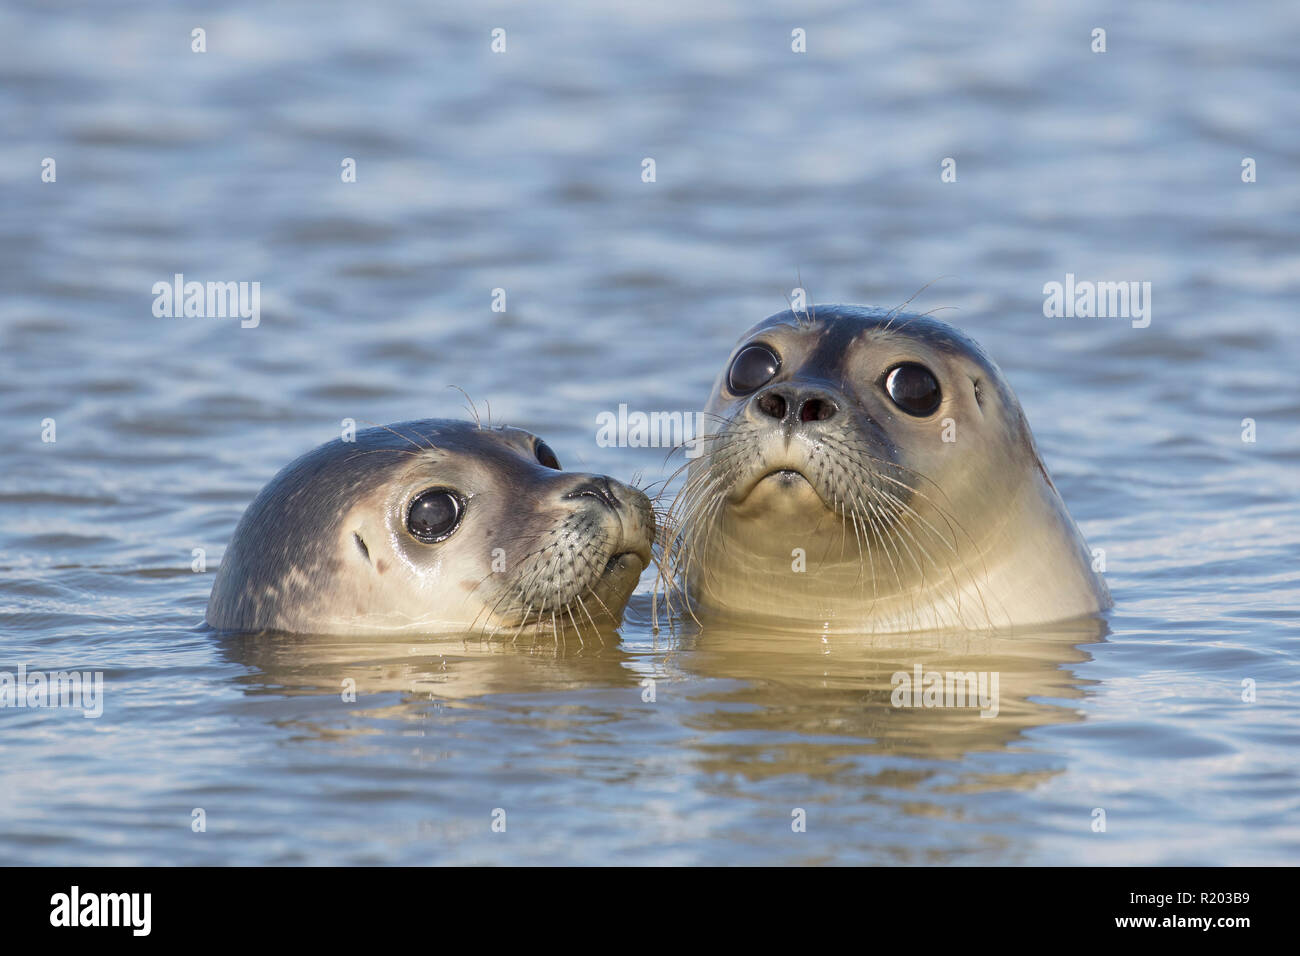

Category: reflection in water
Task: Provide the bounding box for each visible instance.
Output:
[219,610,1107,791]
[671,612,1107,785]
[219,625,641,702]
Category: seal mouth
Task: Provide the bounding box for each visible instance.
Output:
[494,543,649,634]
[603,545,651,577]
[767,468,807,483]
[733,465,817,504]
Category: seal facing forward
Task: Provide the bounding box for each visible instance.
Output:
[663,305,1110,631]
[207,419,653,636]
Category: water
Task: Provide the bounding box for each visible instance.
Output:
[1,0,1297,864]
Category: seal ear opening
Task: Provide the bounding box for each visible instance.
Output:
[353,532,371,564]
[972,377,985,412]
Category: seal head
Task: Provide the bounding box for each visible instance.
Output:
[208,419,654,636]
[665,305,1110,631]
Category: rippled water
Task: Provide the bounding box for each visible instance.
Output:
[1,0,1297,864]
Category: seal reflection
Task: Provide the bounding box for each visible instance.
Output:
[219,609,1105,779]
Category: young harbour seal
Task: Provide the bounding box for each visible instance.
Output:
[661,305,1111,632]
[207,419,654,636]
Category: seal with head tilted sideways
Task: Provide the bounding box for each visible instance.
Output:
[661,305,1110,632]
[207,419,654,636]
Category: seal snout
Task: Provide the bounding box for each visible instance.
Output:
[562,476,654,568]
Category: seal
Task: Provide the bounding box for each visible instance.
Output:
[661,304,1111,631]
[207,419,654,636]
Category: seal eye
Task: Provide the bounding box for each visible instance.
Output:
[728,344,781,394]
[535,441,561,470]
[406,488,463,542]
[884,363,942,416]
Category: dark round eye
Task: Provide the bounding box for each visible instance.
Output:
[406,488,463,542]
[884,363,942,416]
[535,440,561,470]
[728,344,781,394]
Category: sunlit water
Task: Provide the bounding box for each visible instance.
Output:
[1,0,1297,864]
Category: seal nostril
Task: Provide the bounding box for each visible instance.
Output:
[567,477,620,510]
[800,398,836,423]
[756,391,787,420]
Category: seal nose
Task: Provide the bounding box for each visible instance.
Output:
[753,384,839,425]
[566,476,621,511]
